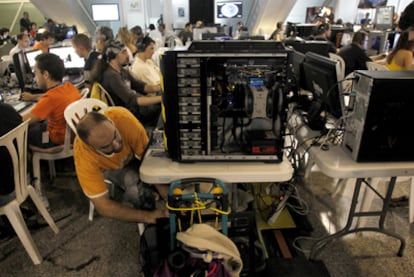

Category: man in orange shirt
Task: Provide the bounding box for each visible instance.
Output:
[22,53,80,147]
[32,31,55,53]
[74,107,168,222]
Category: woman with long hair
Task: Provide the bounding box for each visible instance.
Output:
[386,28,414,70]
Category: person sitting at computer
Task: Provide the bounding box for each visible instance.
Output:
[338,31,372,76]
[9,33,31,57]
[269,21,285,41]
[385,28,414,70]
[130,36,161,88]
[178,22,193,45]
[71,33,100,88]
[0,102,23,202]
[94,26,114,53]
[32,31,55,53]
[117,26,137,65]
[307,23,337,53]
[21,53,81,147]
[90,40,161,126]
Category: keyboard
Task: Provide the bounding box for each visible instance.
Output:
[7,99,33,112]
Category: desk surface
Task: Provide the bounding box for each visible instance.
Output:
[140,149,294,184]
[288,110,414,179]
[310,145,414,179]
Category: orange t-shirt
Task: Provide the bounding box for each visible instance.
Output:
[73,107,149,198]
[32,41,48,53]
[30,82,81,144]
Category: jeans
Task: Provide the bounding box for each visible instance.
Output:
[104,159,155,210]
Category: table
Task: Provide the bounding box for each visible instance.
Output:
[139,146,295,259]
[287,110,414,260]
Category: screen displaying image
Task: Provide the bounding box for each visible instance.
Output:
[305,6,334,23]
[375,6,394,29]
[91,4,120,21]
[217,1,242,19]
[25,49,42,70]
[358,0,387,9]
[49,46,85,69]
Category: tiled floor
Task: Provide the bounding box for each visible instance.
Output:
[0,163,413,276]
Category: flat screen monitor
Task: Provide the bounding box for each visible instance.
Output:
[295,24,317,39]
[284,40,330,57]
[374,6,394,30]
[305,6,334,23]
[25,49,42,71]
[389,32,400,50]
[238,35,265,40]
[49,46,85,72]
[193,27,217,41]
[202,32,231,40]
[302,52,343,119]
[358,0,387,9]
[364,31,387,55]
[91,4,120,21]
[292,50,306,90]
[216,1,242,19]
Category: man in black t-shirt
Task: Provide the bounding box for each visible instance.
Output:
[338,31,372,76]
[71,34,100,89]
[0,103,23,199]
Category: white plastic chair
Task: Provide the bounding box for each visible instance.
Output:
[64,98,112,221]
[30,123,74,210]
[0,120,59,264]
[80,87,90,99]
[329,53,346,81]
[366,61,389,71]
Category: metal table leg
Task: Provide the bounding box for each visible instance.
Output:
[310,177,405,260]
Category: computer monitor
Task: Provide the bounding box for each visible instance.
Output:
[24,49,42,71]
[238,35,265,40]
[292,50,306,89]
[302,52,343,119]
[216,1,242,19]
[364,31,387,55]
[374,6,394,30]
[49,46,85,73]
[283,40,330,57]
[201,32,231,40]
[12,51,34,91]
[389,32,400,50]
[193,27,218,41]
[295,24,317,39]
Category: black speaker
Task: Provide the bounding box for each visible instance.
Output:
[343,70,414,162]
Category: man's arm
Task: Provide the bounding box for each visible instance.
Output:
[136,95,162,106]
[91,193,168,223]
[22,112,41,124]
[21,92,44,101]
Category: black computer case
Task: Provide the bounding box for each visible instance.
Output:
[160,41,295,162]
[343,70,414,162]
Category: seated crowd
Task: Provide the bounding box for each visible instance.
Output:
[1,13,414,227]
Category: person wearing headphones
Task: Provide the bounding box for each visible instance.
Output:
[308,23,337,53]
[130,36,161,89]
[90,40,161,126]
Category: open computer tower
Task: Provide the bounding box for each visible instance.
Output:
[160,41,295,162]
[342,70,414,162]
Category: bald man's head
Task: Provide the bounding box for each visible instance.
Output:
[77,112,123,155]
